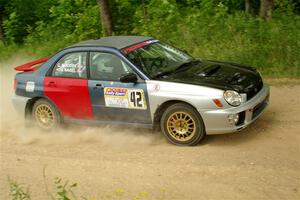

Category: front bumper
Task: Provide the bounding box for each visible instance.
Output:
[200,84,270,135]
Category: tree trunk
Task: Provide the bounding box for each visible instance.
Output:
[0,14,3,41]
[97,0,113,36]
[245,0,251,14]
[260,0,274,20]
[141,0,148,21]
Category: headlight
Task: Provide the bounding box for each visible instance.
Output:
[224,90,242,106]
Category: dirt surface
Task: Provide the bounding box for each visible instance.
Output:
[0,58,299,200]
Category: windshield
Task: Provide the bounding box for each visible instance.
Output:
[124,42,194,79]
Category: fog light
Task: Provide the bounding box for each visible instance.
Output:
[228,114,239,125]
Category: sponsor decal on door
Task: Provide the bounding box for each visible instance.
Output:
[104,87,147,110]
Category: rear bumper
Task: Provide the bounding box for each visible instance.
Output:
[201,84,270,135]
[12,95,30,117]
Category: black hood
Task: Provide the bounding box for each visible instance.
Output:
[156,60,263,100]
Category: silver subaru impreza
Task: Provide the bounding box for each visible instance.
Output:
[13,36,269,145]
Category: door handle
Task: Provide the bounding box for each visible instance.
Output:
[48,81,56,87]
[94,83,104,89]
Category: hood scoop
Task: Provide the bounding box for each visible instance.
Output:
[227,72,248,85]
[198,65,221,77]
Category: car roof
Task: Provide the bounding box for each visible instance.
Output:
[69,36,154,50]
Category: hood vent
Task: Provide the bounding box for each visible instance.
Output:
[198,65,221,77]
[228,72,245,84]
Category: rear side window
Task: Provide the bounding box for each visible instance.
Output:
[52,52,87,78]
[89,52,133,81]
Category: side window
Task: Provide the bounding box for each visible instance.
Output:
[52,52,87,78]
[90,52,133,81]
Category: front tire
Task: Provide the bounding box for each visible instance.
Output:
[32,99,61,130]
[160,103,205,146]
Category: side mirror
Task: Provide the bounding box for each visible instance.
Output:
[120,73,138,83]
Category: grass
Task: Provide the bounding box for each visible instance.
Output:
[6,167,168,200]
[7,177,166,200]
[8,177,31,200]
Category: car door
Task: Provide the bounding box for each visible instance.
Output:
[88,51,152,124]
[44,52,94,119]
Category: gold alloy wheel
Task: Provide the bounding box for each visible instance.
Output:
[166,111,196,142]
[34,104,55,129]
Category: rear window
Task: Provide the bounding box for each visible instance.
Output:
[52,52,87,78]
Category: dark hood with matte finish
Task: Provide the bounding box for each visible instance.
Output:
[156,60,263,100]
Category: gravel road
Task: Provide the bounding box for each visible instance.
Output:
[0,58,299,200]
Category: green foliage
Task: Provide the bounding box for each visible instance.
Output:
[22,0,100,57]
[7,176,167,200]
[133,0,181,41]
[130,1,300,77]
[0,0,299,77]
[8,176,79,200]
[45,0,100,40]
[1,0,51,43]
[8,177,31,200]
[168,11,300,77]
[110,0,139,35]
[54,177,78,200]
[3,12,22,43]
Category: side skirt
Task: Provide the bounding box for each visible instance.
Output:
[63,118,154,129]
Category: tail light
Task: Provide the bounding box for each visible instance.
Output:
[14,79,17,91]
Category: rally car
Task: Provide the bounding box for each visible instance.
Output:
[12,36,269,146]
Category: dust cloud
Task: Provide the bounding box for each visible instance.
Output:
[0,55,162,148]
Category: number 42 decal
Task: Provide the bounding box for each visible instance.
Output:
[128,90,147,109]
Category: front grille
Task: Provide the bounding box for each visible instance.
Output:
[247,77,263,100]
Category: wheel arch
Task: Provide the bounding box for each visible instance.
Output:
[25,96,61,119]
[153,100,201,129]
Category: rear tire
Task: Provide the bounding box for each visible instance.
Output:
[32,99,61,130]
[160,103,205,146]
